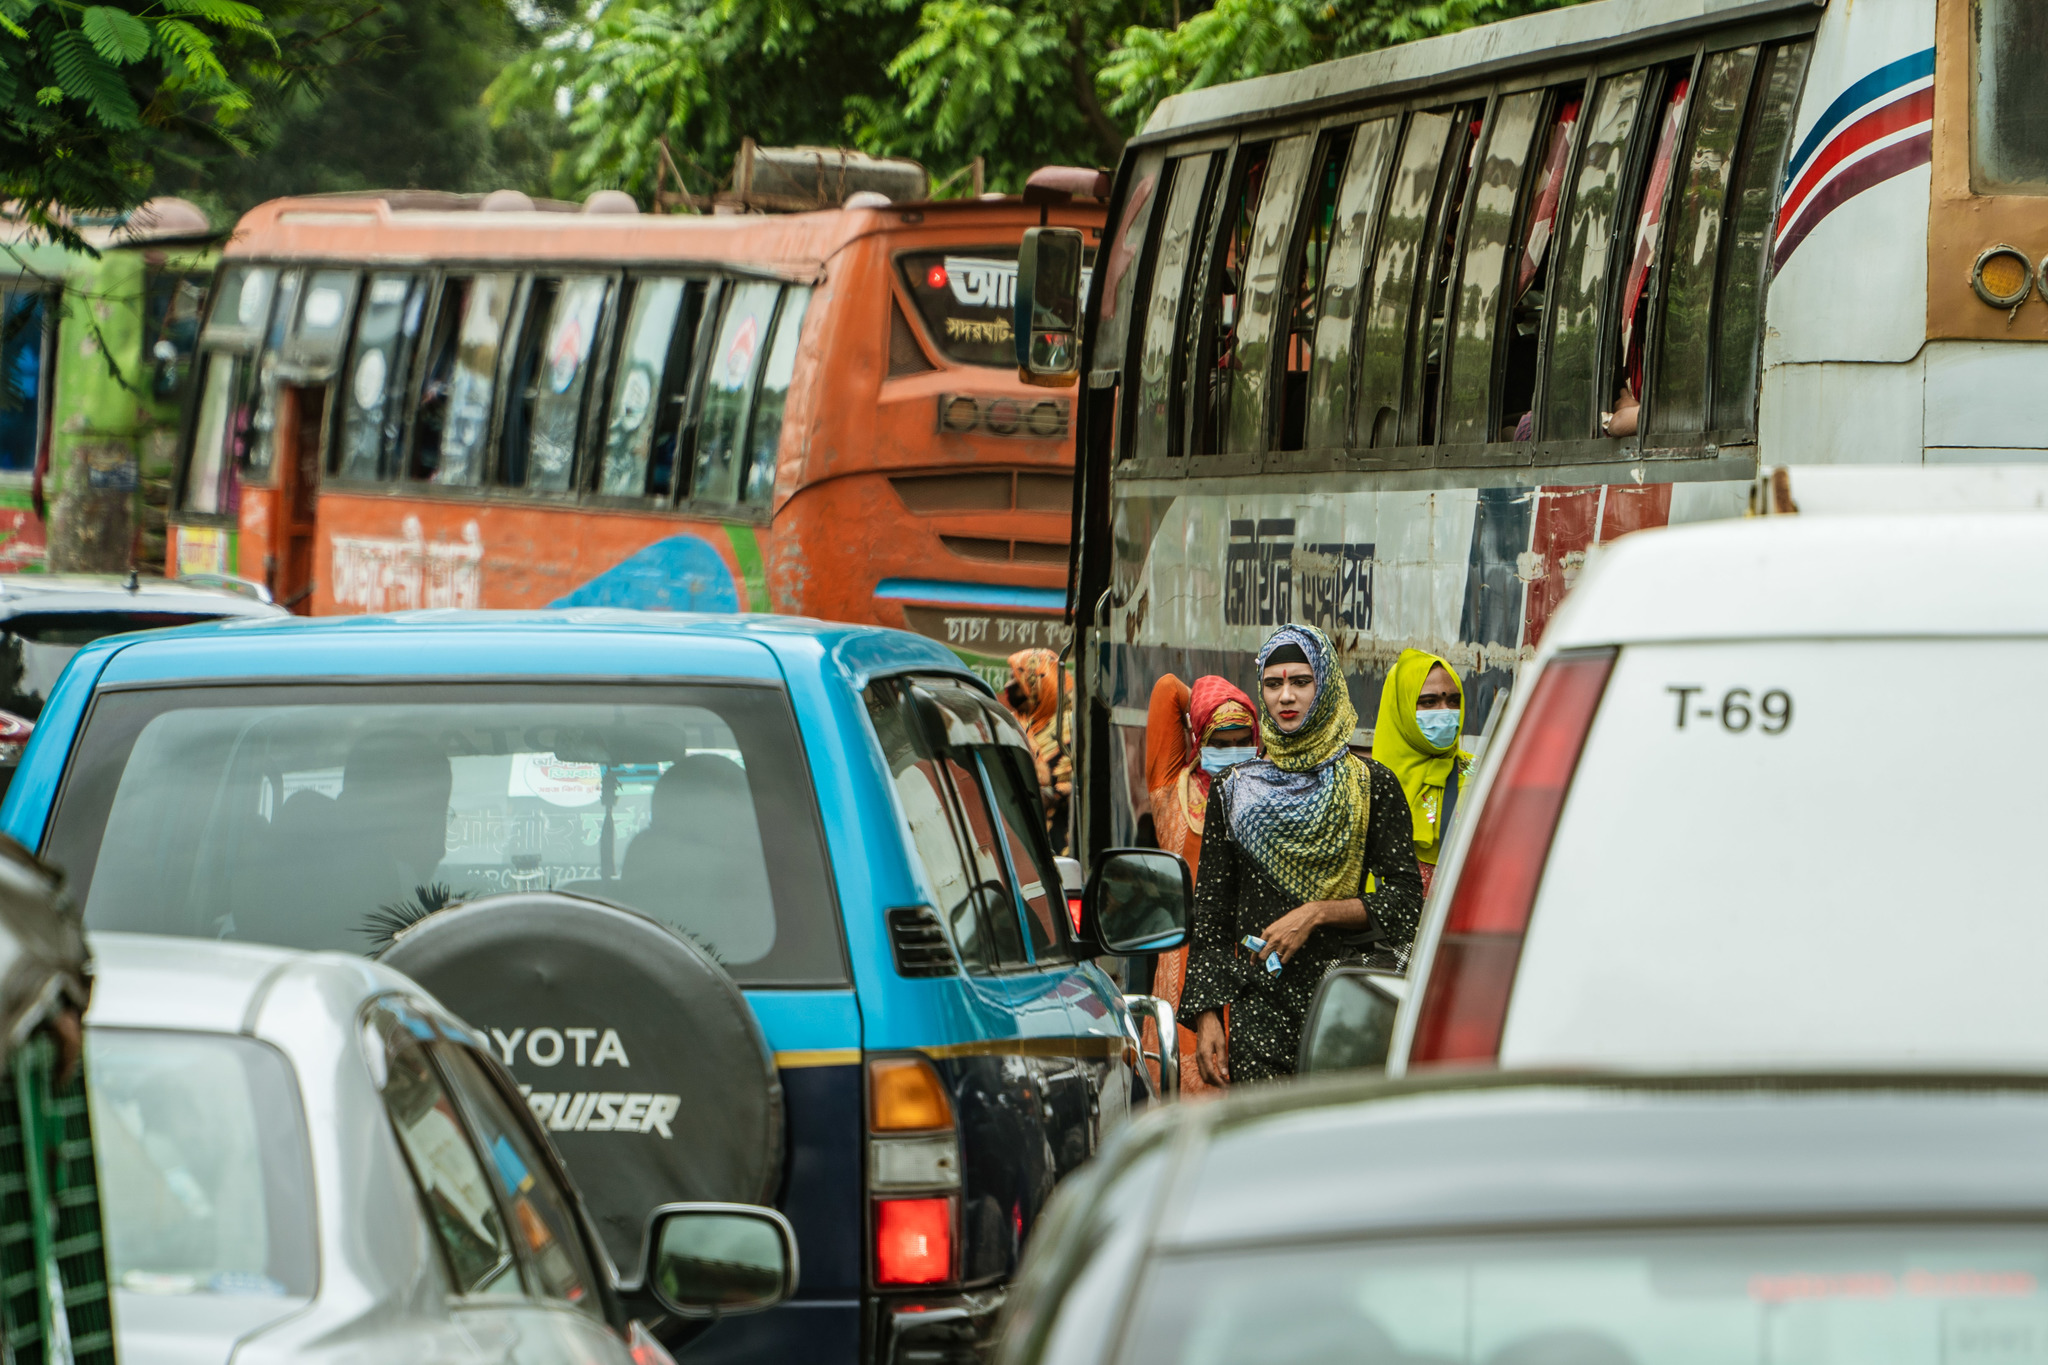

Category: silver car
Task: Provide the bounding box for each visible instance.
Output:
[84,931,797,1364]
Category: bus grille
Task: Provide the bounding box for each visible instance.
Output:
[890,471,1072,513]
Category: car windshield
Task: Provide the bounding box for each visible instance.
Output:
[1121,1225,2048,1365]
[48,682,845,984]
[86,1028,316,1299]
[0,612,221,719]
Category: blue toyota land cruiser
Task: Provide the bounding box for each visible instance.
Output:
[0,611,1190,1363]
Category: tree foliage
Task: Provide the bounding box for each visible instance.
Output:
[158,0,565,220]
[493,0,1587,203]
[0,0,361,242]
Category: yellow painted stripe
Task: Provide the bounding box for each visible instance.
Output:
[774,1048,862,1069]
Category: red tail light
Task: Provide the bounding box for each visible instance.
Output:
[876,1196,953,1284]
[1409,649,1615,1068]
[1066,895,1084,933]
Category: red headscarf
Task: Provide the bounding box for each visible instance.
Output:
[1186,676,1255,801]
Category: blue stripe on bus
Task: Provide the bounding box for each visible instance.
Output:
[1783,47,1935,191]
[874,578,1067,611]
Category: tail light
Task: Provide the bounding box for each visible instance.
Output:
[1409,649,1615,1068]
[0,709,32,766]
[1066,894,1084,934]
[868,1055,960,1287]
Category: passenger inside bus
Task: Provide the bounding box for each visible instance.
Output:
[1606,73,1691,440]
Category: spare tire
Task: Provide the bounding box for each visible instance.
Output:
[380,892,783,1273]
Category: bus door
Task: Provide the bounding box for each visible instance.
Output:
[267,270,357,610]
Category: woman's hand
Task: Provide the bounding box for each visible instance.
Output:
[1260,898,1367,965]
[1195,1010,1229,1086]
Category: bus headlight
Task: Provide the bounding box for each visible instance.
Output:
[1972,245,2033,309]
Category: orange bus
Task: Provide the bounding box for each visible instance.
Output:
[167,183,1103,679]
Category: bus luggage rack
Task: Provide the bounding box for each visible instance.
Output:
[935,393,1069,440]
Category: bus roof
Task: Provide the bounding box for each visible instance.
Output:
[223,193,1104,273]
[1141,0,1815,141]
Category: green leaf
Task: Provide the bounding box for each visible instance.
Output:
[33,83,58,105]
[159,0,268,36]
[81,6,150,63]
[48,27,139,128]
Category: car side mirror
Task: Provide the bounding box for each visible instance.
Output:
[1014,226,1083,387]
[1299,966,1409,1075]
[643,1203,799,1318]
[1081,849,1189,956]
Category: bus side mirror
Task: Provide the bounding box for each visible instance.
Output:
[1298,967,1409,1075]
[1014,226,1084,388]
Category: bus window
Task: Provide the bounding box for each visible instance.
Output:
[0,290,46,472]
[606,277,710,501]
[1649,48,1758,439]
[600,277,685,498]
[245,269,301,484]
[1303,119,1397,451]
[1442,90,1544,445]
[899,250,1019,366]
[337,272,427,482]
[1972,0,2048,192]
[1221,133,1314,455]
[411,274,515,487]
[1356,112,1453,449]
[1543,69,1646,441]
[1131,152,1217,463]
[502,276,611,494]
[1500,93,1581,442]
[291,270,357,367]
[185,354,249,514]
[1714,41,1809,434]
[1608,69,1692,438]
[1274,130,1353,452]
[145,267,208,400]
[205,266,275,344]
[691,280,780,505]
[1418,106,1485,446]
[1192,141,1271,456]
[1097,150,1164,357]
[742,286,810,506]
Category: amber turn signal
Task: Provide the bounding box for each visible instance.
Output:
[868,1055,954,1132]
[1973,245,2033,309]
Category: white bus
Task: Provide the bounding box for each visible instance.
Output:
[1032,0,2038,850]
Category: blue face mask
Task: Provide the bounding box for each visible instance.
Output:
[1415,708,1460,749]
[1199,745,1254,774]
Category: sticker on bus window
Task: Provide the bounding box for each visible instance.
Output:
[353,349,387,410]
[303,288,344,330]
[548,324,584,394]
[508,753,601,807]
[721,316,759,388]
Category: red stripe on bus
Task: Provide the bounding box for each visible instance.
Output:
[1776,86,1932,236]
[1773,131,1933,272]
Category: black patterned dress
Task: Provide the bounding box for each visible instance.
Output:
[1179,758,1425,1083]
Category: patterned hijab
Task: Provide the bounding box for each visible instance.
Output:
[1223,623,1372,903]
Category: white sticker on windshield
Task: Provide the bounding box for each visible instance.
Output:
[507,753,601,807]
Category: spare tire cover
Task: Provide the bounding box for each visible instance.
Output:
[380,892,782,1272]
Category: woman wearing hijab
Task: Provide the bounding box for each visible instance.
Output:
[1373,648,1476,892]
[1143,672,1257,1095]
[1005,648,1074,850]
[1181,624,1425,1085]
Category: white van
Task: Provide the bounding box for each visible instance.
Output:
[1386,511,2048,1075]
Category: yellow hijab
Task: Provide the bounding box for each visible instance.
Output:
[1372,648,1473,865]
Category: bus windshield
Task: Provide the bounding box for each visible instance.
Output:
[46,682,846,985]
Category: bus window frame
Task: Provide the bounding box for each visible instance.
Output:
[494,268,623,500]
[1119,138,1228,469]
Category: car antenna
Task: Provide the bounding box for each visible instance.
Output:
[124,569,138,594]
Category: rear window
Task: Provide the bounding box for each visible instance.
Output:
[0,612,219,720]
[47,682,845,985]
[1509,639,2048,1064]
[898,248,1095,367]
[1119,1224,2048,1365]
